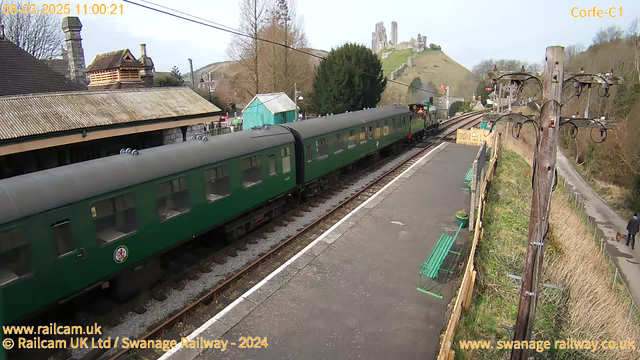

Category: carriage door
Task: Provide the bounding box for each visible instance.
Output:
[43,206,86,295]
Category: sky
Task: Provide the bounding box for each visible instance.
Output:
[27,0,640,73]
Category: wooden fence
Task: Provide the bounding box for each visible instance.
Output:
[437,134,501,360]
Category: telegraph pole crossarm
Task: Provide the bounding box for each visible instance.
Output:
[492,47,622,360]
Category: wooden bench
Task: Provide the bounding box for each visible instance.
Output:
[417,223,463,298]
[463,166,473,192]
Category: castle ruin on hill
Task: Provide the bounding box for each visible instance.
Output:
[371,21,427,54]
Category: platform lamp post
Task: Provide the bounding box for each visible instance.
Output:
[199,73,211,103]
[294,83,303,121]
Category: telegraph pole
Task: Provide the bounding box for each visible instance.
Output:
[510,46,564,360]
[188,58,195,89]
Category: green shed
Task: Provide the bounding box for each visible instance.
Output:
[242,92,297,130]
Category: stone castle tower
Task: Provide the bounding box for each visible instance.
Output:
[390,21,398,47]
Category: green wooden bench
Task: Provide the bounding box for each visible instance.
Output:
[417,223,463,298]
[462,166,473,192]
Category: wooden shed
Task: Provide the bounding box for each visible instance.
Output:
[242,92,297,130]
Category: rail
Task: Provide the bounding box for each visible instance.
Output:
[107,111,486,360]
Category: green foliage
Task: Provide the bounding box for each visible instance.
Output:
[155,66,184,87]
[170,66,182,81]
[428,43,441,50]
[456,209,468,218]
[311,43,387,114]
[449,100,473,116]
[476,81,492,105]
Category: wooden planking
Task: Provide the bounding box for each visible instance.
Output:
[437,133,500,360]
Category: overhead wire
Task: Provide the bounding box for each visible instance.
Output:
[121,0,464,99]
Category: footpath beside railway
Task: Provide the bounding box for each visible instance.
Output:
[156,142,479,360]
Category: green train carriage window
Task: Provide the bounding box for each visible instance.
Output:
[334,133,343,154]
[52,220,74,257]
[348,129,357,148]
[0,227,31,286]
[282,148,291,174]
[384,120,389,136]
[242,156,262,188]
[268,155,277,176]
[156,178,191,222]
[204,164,230,202]
[93,193,139,244]
[317,137,328,160]
[360,126,367,144]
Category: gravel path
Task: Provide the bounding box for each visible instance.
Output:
[76,146,423,360]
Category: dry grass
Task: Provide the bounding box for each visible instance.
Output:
[454,129,640,359]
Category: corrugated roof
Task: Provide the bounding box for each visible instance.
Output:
[86,49,142,72]
[243,92,297,114]
[0,36,87,96]
[0,87,221,141]
[0,127,294,225]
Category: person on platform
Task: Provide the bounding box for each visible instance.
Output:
[626,213,639,250]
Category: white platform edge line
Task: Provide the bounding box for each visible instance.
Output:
[158,141,447,359]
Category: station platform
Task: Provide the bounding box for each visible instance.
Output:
[163,142,480,360]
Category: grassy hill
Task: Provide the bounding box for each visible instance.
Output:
[380,49,479,105]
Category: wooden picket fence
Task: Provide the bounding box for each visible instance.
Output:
[437,134,501,360]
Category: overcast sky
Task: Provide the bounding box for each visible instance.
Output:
[48,0,640,73]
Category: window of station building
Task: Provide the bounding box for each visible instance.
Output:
[0,227,31,286]
[204,164,230,203]
[383,120,389,136]
[52,220,74,257]
[92,193,138,245]
[359,126,367,144]
[348,129,357,148]
[306,144,313,162]
[282,148,292,174]
[269,155,277,176]
[317,137,328,160]
[334,133,344,154]
[242,156,262,187]
[375,122,381,139]
[156,178,191,222]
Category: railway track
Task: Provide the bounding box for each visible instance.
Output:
[3,111,485,360]
[103,111,486,360]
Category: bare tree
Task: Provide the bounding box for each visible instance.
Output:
[260,0,311,97]
[472,59,494,80]
[0,0,64,59]
[226,0,268,98]
[565,43,585,67]
[593,25,624,46]
[627,18,640,82]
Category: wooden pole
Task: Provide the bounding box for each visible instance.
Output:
[510,46,564,360]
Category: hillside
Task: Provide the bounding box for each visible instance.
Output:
[380,49,479,106]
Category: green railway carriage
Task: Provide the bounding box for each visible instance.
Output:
[0,127,296,325]
[281,105,412,195]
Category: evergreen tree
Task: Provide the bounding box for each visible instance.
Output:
[170,66,183,81]
[311,43,387,114]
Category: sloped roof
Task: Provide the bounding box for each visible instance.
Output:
[0,87,221,141]
[40,59,69,78]
[243,92,297,114]
[86,49,142,72]
[0,36,86,96]
[0,126,294,225]
[281,105,411,139]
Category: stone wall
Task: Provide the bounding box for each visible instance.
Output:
[390,62,408,80]
[162,124,208,145]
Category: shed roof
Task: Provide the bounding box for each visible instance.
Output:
[86,49,142,72]
[0,36,86,96]
[280,105,412,139]
[0,87,221,141]
[0,126,294,225]
[243,92,297,115]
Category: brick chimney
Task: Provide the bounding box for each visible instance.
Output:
[138,43,155,87]
[61,17,86,85]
